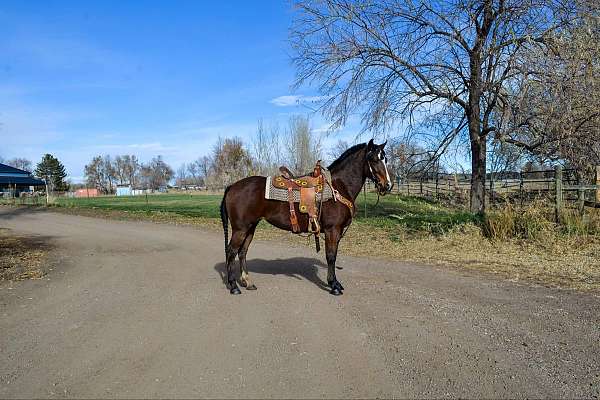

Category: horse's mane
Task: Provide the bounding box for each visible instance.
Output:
[328,143,367,171]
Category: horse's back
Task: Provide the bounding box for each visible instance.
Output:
[228,175,266,190]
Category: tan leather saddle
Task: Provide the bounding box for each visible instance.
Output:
[274,161,354,243]
[274,161,326,235]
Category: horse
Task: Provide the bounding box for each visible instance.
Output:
[219,139,393,295]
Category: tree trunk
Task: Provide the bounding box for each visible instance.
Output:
[468,42,486,215]
[470,135,486,215]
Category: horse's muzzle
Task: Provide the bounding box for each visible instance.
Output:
[376,181,393,196]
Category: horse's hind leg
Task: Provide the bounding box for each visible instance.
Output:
[325,227,344,295]
[226,230,246,295]
[239,223,258,290]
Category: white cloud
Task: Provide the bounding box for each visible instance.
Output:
[270,95,326,107]
[313,123,340,134]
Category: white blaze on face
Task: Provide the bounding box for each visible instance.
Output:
[378,149,391,187]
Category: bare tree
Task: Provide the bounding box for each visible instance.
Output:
[176,163,188,188]
[186,162,200,186]
[86,154,141,192]
[292,0,576,214]
[84,156,110,193]
[250,119,285,176]
[488,139,525,177]
[387,138,439,182]
[269,122,284,168]
[285,115,322,174]
[113,156,130,185]
[102,155,116,194]
[196,156,212,184]
[499,7,600,176]
[6,158,32,172]
[124,155,140,187]
[252,119,272,175]
[209,137,253,188]
[139,156,174,190]
[327,139,350,163]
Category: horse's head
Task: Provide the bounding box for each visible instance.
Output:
[365,139,393,195]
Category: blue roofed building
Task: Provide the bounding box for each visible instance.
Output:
[0,163,46,197]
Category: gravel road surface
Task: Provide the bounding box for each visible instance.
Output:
[1,207,599,398]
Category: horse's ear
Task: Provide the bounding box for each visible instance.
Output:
[367,138,375,150]
[381,140,387,148]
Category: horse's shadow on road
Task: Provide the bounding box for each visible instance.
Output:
[214,257,329,292]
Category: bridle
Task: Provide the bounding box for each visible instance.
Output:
[366,152,387,194]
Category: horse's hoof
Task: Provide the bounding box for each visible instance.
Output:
[230,287,242,295]
[246,284,257,290]
[330,287,343,296]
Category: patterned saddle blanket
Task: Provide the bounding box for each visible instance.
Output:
[264,175,333,203]
[264,163,336,238]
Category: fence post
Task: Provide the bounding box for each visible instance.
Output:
[489,172,494,205]
[419,177,423,195]
[519,172,524,207]
[555,165,563,223]
[435,172,439,200]
[596,166,600,204]
[363,183,367,218]
[578,188,585,216]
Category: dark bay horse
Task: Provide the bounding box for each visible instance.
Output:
[220,139,393,295]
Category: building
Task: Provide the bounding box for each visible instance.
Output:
[74,188,100,198]
[116,184,132,196]
[0,163,46,197]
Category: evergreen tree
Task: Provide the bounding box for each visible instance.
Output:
[35,154,69,192]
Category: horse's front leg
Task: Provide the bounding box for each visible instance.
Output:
[325,228,344,295]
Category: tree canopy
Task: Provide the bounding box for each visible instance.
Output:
[35,154,68,192]
[292,0,580,213]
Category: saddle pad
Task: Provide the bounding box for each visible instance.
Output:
[265,176,333,203]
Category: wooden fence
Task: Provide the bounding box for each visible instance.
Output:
[393,165,600,217]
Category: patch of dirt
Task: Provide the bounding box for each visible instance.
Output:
[0,228,53,281]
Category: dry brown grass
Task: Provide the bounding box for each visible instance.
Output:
[0,228,52,281]
[344,224,600,291]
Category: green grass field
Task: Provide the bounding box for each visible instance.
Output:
[54,192,477,233]
[57,193,223,219]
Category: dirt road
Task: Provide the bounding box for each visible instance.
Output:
[1,207,599,398]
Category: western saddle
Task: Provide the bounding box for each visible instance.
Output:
[273,161,354,250]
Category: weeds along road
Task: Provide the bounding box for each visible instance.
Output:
[1,207,599,399]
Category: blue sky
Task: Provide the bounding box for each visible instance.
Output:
[0,1,361,181]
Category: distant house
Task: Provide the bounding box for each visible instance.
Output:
[74,188,100,198]
[0,163,45,197]
[116,184,132,196]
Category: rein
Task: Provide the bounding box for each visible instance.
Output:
[367,158,383,208]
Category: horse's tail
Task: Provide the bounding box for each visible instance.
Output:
[220,185,231,257]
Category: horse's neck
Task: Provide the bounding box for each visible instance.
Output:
[330,152,366,201]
